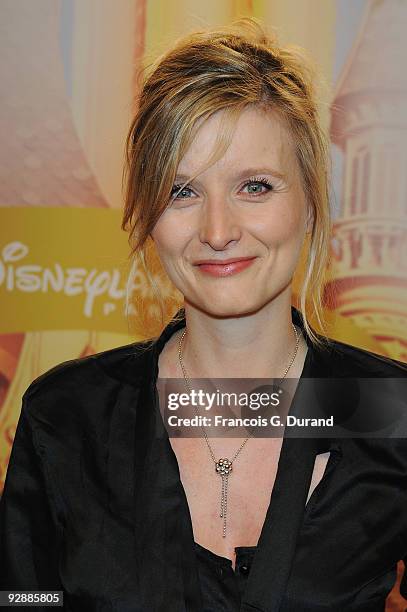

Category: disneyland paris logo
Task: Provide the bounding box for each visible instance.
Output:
[0,241,126,318]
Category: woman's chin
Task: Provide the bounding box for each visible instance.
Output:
[189,297,264,319]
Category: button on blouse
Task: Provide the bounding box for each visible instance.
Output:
[194,540,257,611]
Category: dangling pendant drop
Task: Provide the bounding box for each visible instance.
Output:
[215,458,233,537]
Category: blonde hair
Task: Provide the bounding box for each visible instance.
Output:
[122,17,333,348]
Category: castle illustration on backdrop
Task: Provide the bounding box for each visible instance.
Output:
[327,0,407,362]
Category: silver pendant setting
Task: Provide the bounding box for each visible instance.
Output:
[215,458,233,537]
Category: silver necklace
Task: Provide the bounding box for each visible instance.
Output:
[177,321,300,537]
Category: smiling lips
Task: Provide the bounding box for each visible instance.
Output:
[194,257,257,277]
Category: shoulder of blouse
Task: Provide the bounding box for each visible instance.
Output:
[312,333,407,378]
[20,339,154,428]
[23,340,149,395]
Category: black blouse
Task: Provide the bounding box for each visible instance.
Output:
[194,541,256,611]
[1,306,407,611]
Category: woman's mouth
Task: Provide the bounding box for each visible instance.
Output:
[194,257,257,277]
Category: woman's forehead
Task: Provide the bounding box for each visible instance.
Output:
[176,106,298,181]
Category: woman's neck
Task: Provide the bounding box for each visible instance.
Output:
[158,299,309,381]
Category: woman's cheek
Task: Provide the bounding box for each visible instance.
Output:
[252,211,300,246]
[153,220,185,257]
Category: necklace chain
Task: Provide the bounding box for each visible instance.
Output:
[177,319,301,536]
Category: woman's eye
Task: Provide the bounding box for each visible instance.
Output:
[170,184,195,199]
[241,179,273,196]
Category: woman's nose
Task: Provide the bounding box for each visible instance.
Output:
[198,197,242,250]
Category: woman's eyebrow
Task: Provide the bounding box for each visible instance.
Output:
[234,167,286,180]
[174,167,286,182]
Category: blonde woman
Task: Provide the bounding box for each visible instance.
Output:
[1,18,407,612]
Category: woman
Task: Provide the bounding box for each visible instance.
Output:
[1,17,407,612]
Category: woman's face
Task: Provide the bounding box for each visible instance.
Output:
[150,106,311,317]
